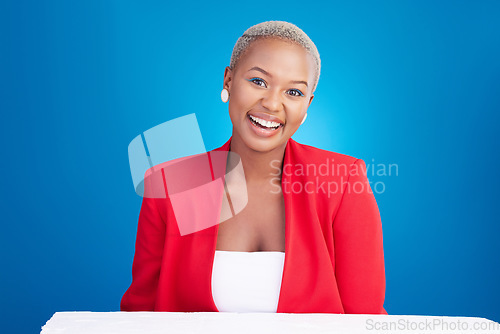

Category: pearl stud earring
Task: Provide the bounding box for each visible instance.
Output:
[301,113,308,125]
[221,88,229,103]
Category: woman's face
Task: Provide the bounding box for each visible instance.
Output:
[223,37,315,153]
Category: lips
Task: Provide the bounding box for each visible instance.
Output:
[246,113,283,138]
[248,112,284,126]
[248,115,282,130]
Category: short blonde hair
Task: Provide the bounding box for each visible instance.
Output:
[229,20,321,93]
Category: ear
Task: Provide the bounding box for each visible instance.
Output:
[308,94,314,108]
[223,66,233,91]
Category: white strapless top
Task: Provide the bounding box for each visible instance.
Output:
[211,250,285,313]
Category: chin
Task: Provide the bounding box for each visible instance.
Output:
[242,130,288,153]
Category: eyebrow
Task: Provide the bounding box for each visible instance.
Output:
[248,66,308,87]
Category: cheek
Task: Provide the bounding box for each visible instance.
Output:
[234,84,256,106]
[229,85,255,114]
[288,105,308,124]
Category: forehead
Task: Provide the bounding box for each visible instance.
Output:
[236,38,315,81]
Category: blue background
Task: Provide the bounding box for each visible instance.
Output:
[1,1,499,333]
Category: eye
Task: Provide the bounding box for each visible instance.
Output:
[247,77,267,88]
[288,89,304,97]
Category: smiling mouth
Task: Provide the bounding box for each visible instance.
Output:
[248,114,283,131]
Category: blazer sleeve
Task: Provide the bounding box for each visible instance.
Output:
[333,158,387,314]
[121,188,166,311]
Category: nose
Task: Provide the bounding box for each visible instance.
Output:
[261,88,284,113]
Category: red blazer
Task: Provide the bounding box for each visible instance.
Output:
[121,136,387,314]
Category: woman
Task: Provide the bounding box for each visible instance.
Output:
[121,20,387,314]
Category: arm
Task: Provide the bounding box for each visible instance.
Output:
[121,186,166,311]
[333,159,387,314]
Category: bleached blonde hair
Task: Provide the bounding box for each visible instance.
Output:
[229,20,321,93]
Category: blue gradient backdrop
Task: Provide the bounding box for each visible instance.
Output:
[1,1,499,333]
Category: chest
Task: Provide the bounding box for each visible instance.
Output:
[215,183,286,252]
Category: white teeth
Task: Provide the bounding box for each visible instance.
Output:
[249,115,281,128]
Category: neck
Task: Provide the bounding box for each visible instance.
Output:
[228,131,287,187]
